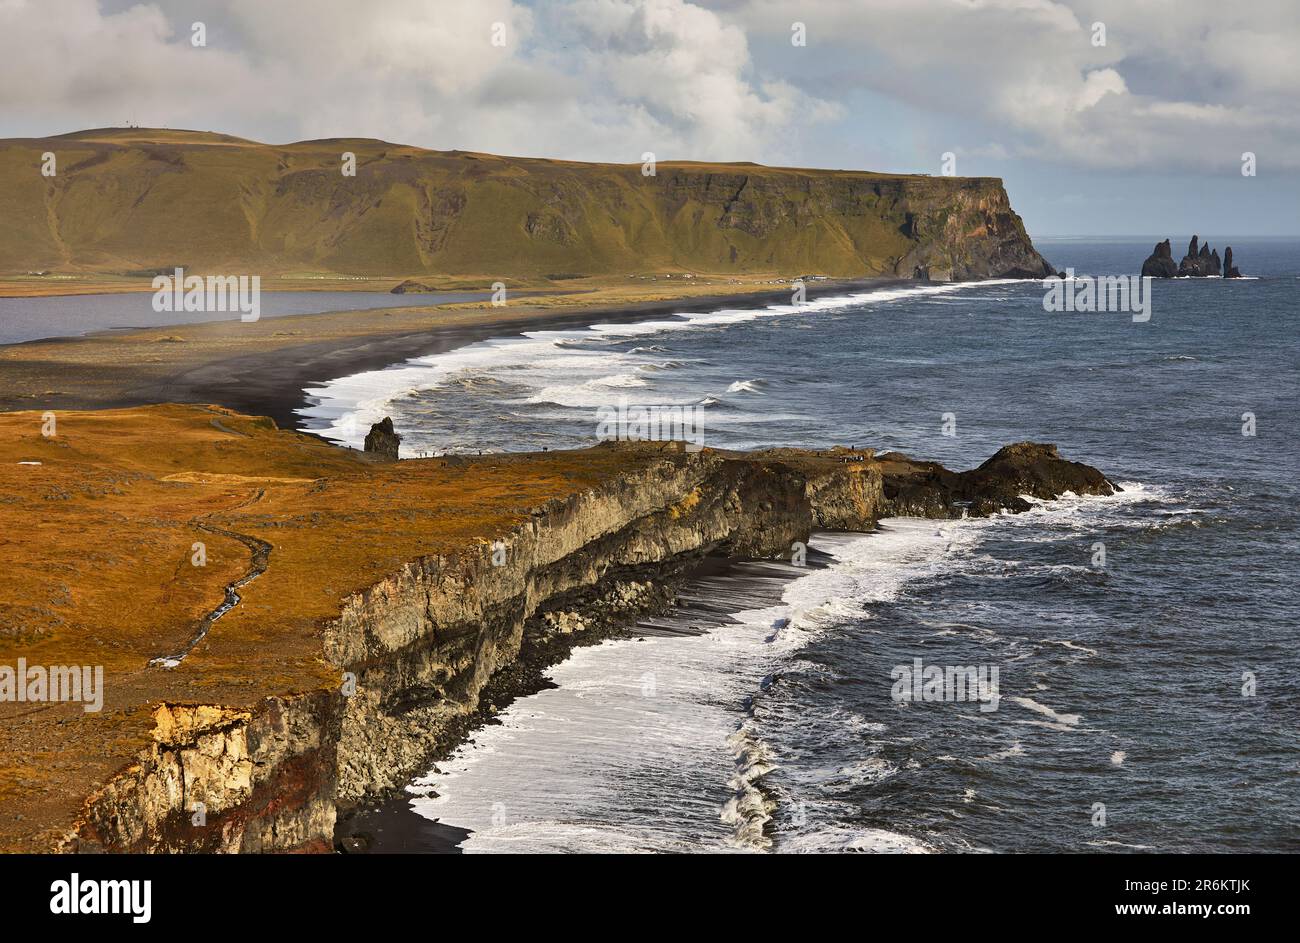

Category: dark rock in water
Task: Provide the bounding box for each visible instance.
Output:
[958,442,1116,508]
[364,417,402,459]
[337,833,372,853]
[879,441,1117,517]
[1146,235,1239,278]
[1224,246,1242,278]
[1175,234,1225,276]
[1141,238,1178,278]
[1178,235,1203,275]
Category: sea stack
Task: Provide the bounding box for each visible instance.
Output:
[1224,246,1242,278]
[364,417,402,459]
[1142,235,1237,277]
[1178,235,1223,276]
[1141,239,1178,277]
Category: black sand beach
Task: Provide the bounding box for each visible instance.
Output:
[0,277,906,432]
[336,550,835,853]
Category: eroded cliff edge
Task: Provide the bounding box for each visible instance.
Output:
[4,411,1111,854]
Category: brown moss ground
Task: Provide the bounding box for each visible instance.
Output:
[0,403,666,851]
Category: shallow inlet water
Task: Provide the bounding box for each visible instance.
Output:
[311,238,1298,853]
[0,289,485,345]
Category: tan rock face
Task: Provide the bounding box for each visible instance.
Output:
[63,446,883,850]
[324,448,826,807]
[70,696,337,853]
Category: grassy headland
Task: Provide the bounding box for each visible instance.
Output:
[0,127,1052,286]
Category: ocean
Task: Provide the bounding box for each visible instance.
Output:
[306,238,1299,853]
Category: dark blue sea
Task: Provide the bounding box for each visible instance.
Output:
[308,238,1299,852]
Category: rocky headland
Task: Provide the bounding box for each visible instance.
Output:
[0,405,1113,852]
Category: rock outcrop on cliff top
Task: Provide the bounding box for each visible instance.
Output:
[878,442,1116,518]
[363,417,401,459]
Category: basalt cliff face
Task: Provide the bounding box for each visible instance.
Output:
[48,431,1111,854]
[0,129,1052,281]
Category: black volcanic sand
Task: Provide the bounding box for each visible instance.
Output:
[335,548,836,854]
[0,277,907,431]
[161,278,908,430]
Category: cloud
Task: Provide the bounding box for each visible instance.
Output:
[557,0,840,159]
[0,0,248,122]
[0,0,1295,175]
[726,0,1300,171]
[0,0,836,163]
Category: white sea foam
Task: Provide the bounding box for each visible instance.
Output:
[841,711,887,734]
[1086,839,1154,850]
[297,280,1024,452]
[1044,638,1099,656]
[980,741,1026,762]
[972,481,1186,541]
[777,825,935,854]
[408,519,965,853]
[1009,696,1083,729]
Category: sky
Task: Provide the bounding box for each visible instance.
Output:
[1,0,1296,236]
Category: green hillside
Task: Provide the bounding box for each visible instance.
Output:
[0,128,1052,281]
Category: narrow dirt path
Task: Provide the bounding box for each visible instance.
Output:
[149,490,272,669]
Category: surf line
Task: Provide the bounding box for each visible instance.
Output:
[298,278,1026,449]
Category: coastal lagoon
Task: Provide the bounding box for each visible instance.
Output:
[0,290,485,346]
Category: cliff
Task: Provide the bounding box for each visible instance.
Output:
[0,128,1052,282]
[0,406,1109,852]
